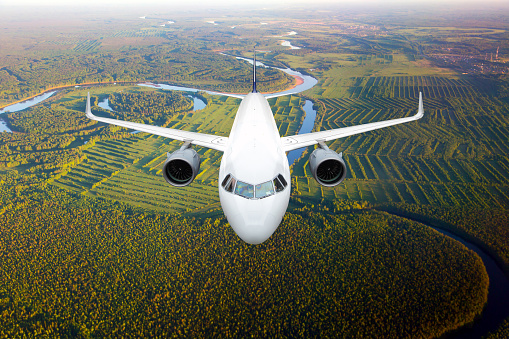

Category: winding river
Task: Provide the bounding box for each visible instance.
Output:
[0,91,56,116]
[428,225,509,338]
[0,90,57,133]
[287,100,316,166]
[2,57,508,338]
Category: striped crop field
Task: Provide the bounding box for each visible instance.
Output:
[72,40,102,52]
[290,75,509,209]
[112,29,167,38]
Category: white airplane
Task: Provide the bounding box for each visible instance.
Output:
[85,54,424,244]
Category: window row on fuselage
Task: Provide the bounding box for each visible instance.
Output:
[221,173,288,200]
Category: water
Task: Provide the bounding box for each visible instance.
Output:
[188,96,206,111]
[138,83,243,99]
[0,91,56,115]
[224,54,317,97]
[281,41,301,50]
[287,100,316,166]
[0,119,11,133]
[97,98,114,111]
[267,68,316,97]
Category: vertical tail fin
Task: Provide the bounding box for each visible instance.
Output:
[252,49,257,93]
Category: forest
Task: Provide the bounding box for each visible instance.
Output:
[1,3,509,338]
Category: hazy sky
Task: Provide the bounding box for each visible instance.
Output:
[1,0,506,6]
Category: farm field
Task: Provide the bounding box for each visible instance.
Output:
[293,75,509,210]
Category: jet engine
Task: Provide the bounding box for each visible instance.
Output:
[162,143,201,187]
[309,143,347,187]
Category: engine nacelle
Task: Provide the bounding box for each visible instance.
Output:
[162,145,200,187]
[309,145,347,187]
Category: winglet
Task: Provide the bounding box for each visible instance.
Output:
[252,49,257,93]
[416,91,424,119]
[85,92,95,119]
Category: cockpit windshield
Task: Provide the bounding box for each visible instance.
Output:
[255,181,274,199]
[235,181,254,199]
[221,173,287,200]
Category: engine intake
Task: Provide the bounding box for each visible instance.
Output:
[162,144,201,187]
[309,143,347,187]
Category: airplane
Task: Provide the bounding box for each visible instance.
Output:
[85,53,424,245]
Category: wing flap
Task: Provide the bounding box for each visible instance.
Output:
[85,93,228,152]
[282,92,424,152]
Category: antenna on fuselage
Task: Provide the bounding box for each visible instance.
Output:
[252,49,257,93]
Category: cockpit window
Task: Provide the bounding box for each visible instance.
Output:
[255,181,275,199]
[273,177,284,192]
[274,174,288,192]
[235,181,254,198]
[277,174,287,187]
[225,177,236,193]
[221,174,231,187]
[222,173,287,199]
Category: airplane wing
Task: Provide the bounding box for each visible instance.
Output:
[281,92,424,152]
[85,93,228,152]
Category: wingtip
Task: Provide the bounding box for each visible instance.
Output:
[85,92,95,119]
[416,91,424,118]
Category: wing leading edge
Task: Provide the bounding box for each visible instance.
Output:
[85,93,228,152]
[281,92,424,152]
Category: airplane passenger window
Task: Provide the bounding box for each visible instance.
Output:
[221,174,231,188]
[273,177,284,192]
[225,177,236,193]
[235,181,254,198]
[277,174,288,187]
[255,181,275,199]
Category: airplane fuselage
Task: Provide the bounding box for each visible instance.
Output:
[218,93,291,244]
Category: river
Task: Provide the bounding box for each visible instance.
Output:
[0,91,56,115]
[428,226,509,338]
[281,40,301,50]
[224,54,317,97]
[0,91,57,133]
[287,100,316,166]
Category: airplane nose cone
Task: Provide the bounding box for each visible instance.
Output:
[228,211,281,245]
[220,185,290,245]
